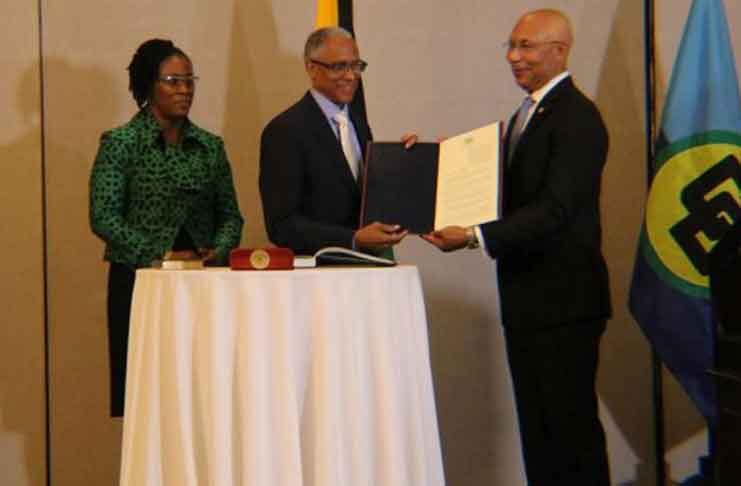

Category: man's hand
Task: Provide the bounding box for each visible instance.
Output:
[421,226,469,252]
[354,222,408,250]
[401,133,418,149]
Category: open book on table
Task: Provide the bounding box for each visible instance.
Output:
[294,247,396,268]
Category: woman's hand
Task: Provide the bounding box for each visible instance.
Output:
[198,248,219,266]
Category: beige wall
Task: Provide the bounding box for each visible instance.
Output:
[0,1,47,486]
[2,0,739,484]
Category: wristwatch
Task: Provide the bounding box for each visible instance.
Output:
[464,226,480,249]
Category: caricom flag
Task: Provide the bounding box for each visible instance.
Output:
[629,0,741,424]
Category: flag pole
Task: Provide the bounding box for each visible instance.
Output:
[643,1,667,485]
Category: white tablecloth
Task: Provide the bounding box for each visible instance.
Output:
[120,266,445,486]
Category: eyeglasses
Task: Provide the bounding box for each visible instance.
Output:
[158,74,199,88]
[310,59,368,76]
[503,40,565,53]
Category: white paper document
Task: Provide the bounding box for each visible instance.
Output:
[434,122,501,230]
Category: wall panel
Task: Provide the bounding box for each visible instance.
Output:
[39,0,309,483]
[358,1,651,484]
[0,1,47,485]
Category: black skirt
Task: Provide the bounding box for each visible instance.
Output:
[106,261,136,417]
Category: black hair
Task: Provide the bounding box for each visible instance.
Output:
[127,39,189,108]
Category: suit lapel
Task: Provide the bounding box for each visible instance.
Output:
[349,109,371,180]
[301,92,359,194]
[349,110,370,156]
[508,76,574,164]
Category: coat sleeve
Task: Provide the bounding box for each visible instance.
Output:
[89,132,152,266]
[210,139,244,263]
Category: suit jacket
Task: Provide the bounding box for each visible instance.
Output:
[90,109,244,268]
[259,92,372,255]
[709,220,741,334]
[480,76,612,331]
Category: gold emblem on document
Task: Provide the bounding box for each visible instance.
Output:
[249,249,271,270]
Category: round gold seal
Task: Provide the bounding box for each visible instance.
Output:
[249,249,270,270]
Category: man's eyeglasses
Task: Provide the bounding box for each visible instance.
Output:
[503,40,565,53]
[158,74,199,88]
[310,59,368,76]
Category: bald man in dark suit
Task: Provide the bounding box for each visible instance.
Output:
[423,9,611,486]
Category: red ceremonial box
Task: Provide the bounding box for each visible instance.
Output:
[229,248,294,270]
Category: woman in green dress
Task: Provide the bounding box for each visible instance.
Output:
[89,39,244,417]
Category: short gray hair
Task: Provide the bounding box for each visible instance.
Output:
[304,27,354,61]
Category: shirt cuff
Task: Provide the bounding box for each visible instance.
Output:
[474,225,491,258]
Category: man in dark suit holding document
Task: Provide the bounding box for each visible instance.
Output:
[422,9,611,486]
[260,27,413,255]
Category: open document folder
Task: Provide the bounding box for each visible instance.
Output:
[294,247,396,268]
[360,121,502,234]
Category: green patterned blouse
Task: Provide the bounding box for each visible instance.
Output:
[90,109,244,268]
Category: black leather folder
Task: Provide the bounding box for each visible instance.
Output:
[359,142,439,234]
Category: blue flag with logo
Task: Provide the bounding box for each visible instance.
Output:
[629,0,741,424]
